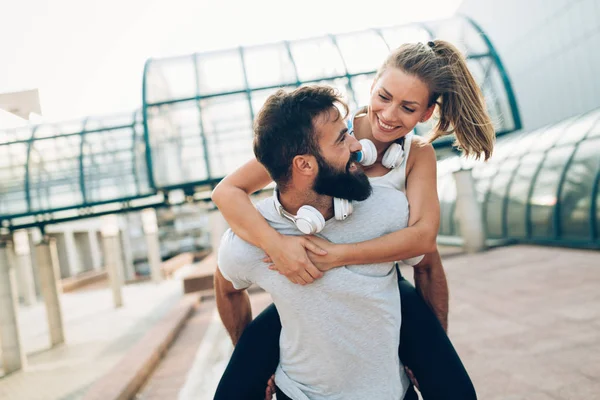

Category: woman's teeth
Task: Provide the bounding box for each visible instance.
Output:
[378,117,396,131]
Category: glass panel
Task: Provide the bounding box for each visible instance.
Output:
[490,131,523,162]
[438,173,456,236]
[0,142,28,215]
[312,78,354,108]
[334,31,389,74]
[151,58,196,102]
[484,158,518,238]
[147,102,205,187]
[201,94,253,180]
[506,153,544,237]
[84,127,138,202]
[511,128,545,157]
[530,146,575,238]
[559,140,600,240]
[533,118,576,152]
[554,111,599,146]
[250,86,297,118]
[0,126,33,144]
[472,161,499,203]
[85,113,136,131]
[197,51,246,95]
[243,44,298,88]
[379,26,430,50]
[289,38,346,81]
[29,135,83,211]
[587,114,600,138]
[350,74,376,108]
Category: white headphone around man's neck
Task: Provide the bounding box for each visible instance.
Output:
[272,188,353,234]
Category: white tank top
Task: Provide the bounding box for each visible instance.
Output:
[348,109,423,266]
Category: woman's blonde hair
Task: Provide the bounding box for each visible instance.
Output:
[375,40,495,160]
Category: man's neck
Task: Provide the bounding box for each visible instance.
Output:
[278,187,335,221]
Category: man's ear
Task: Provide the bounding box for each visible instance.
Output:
[420,104,435,123]
[292,154,317,177]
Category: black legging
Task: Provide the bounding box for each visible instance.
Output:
[214,271,476,400]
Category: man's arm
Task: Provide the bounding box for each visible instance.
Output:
[214,267,252,345]
[412,249,449,331]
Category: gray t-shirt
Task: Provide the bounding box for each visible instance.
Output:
[218,186,411,399]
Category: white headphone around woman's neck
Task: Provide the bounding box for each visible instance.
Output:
[272,188,353,234]
[356,138,405,169]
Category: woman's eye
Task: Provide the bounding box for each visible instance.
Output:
[403,107,415,113]
[378,94,389,101]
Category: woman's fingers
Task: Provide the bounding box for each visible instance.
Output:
[303,237,328,255]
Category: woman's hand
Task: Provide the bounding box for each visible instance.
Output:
[263,235,327,285]
[265,235,347,273]
[304,236,347,271]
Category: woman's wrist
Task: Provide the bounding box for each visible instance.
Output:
[331,243,353,268]
[257,229,283,254]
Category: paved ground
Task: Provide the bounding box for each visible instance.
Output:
[1,245,598,400]
[0,278,185,400]
[140,245,600,400]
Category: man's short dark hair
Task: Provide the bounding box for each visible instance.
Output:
[253,85,349,189]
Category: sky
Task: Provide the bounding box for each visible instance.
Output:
[0,0,462,127]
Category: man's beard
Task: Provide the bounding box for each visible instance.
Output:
[312,152,372,201]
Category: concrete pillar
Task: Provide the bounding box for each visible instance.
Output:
[101,215,123,308]
[35,237,66,347]
[88,230,102,271]
[64,231,82,275]
[74,231,93,273]
[119,219,136,282]
[28,231,42,297]
[13,230,37,306]
[50,233,70,278]
[0,241,26,373]
[453,168,487,253]
[209,210,229,254]
[141,208,162,283]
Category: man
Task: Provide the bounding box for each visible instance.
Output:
[214,85,413,399]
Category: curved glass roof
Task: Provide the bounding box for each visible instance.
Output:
[142,16,521,189]
[436,107,600,246]
[0,111,154,229]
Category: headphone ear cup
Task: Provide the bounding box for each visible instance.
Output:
[296,206,326,234]
[357,139,377,166]
[334,198,353,221]
[382,143,404,169]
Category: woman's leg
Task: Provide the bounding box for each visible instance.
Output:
[398,268,477,400]
[214,303,281,400]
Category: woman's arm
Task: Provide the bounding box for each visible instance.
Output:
[211,159,325,284]
[305,141,440,268]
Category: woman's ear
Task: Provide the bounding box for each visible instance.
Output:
[292,154,317,177]
[420,104,436,123]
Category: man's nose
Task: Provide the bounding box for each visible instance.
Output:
[348,134,362,153]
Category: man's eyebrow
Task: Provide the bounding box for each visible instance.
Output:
[336,127,349,142]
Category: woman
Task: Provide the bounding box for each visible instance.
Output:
[212,40,494,399]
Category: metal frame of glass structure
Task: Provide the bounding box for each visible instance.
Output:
[437,108,600,248]
[142,16,521,191]
[1,15,522,235]
[0,111,161,231]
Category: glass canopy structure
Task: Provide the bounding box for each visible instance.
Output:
[1,15,522,234]
[142,16,521,190]
[437,107,600,247]
[0,111,157,229]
